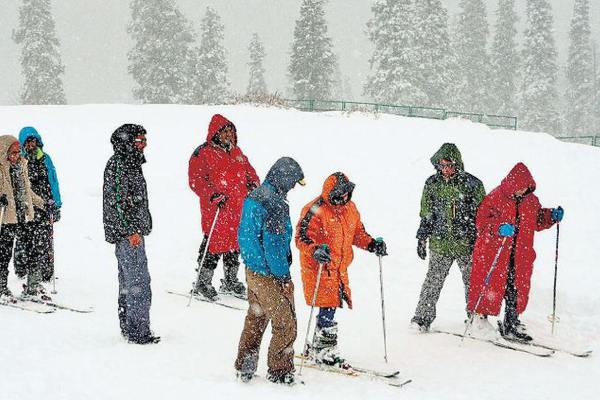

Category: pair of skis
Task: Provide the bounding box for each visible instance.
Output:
[433,329,592,358]
[167,290,247,311]
[0,296,93,314]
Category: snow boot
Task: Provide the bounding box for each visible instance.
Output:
[128,334,161,345]
[410,317,430,333]
[237,352,258,383]
[498,321,533,343]
[193,267,219,301]
[266,371,296,386]
[219,278,247,299]
[21,283,51,301]
[312,323,348,368]
[220,256,247,299]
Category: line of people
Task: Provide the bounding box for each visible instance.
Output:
[0,128,62,302]
[100,114,563,385]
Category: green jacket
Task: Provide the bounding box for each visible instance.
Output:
[416,143,485,257]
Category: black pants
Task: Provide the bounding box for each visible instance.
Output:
[504,258,519,329]
[0,223,40,286]
[14,219,53,281]
[197,235,240,282]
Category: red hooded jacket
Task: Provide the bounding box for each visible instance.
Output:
[467,163,555,316]
[188,114,260,253]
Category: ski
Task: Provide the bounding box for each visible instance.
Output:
[0,298,56,314]
[295,355,411,387]
[502,337,592,358]
[167,290,245,311]
[432,329,555,357]
[21,297,93,313]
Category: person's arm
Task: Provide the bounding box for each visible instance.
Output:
[238,198,268,270]
[295,201,324,256]
[44,154,62,208]
[416,180,433,240]
[103,159,129,240]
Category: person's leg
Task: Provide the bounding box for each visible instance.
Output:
[503,259,519,332]
[22,222,44,294]
[194,236,220,299]
[316,307,336,328]
[220,251,246,296]
[0,224,16,297]
[235,269,269,378]
[457,254,473,313]
[412,251,454,329]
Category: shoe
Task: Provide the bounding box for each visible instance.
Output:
[266,371,296,386]
[410,318,430,333]
[498,321,533,343]
[219,279,247,299]
[470,314,497,339]
[236,370,254,383]
[128,335,161,345]
[192,283,219,302]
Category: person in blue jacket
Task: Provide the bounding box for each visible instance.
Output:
[234,157,305,386]
[15,127,62,294]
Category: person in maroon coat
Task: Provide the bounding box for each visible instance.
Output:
[467,163,563,341]
[188,114,260,300]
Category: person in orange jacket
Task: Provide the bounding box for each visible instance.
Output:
[295,172,387,367]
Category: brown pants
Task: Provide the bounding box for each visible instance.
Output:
[235,268,297,376]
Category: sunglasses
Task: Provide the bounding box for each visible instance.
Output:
[134,137,147,143]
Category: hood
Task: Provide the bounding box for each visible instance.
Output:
[110,124,147,165]
[265,157,304,195]
[430,143,464,172]
[0,135,20,168]
[19,126,44,147]
[321,172,355,206]
[499,162,536,198]
[206,114,237,147]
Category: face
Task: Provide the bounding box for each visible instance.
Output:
[134,134,146,152]
[514,187,528,197]
[217,126,235,148]
[439,159,456,178]
[24,137,38,152]
[7,142,21,164]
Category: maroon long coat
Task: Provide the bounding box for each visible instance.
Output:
[467,163,555,316]
[188,114,260,253]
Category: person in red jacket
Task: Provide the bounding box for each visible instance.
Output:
[467,163,563,342]
[188,114,260,300]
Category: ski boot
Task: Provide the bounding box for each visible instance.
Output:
[21,283,52,301]
[192,267,219,301]
[410,317,430,333]
[219,278,247,300]
[469,314,497,339]
[0,286,16,303]
[237,352,258,383]
[498,320,533,343]
[266,371,296,386]
[312,323,350,369]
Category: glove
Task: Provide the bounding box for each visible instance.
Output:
[368,237,388,257]
[51,207,61,223]
[0,194,7,208]
[210,192,227,208]
[313,244,331,264]
[551,206,564,223]
[46,200,61,222]
[417,239,427,260]
[128,233,142,247]
[498,223,515,237]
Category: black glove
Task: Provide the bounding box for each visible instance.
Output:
[210,192,227,208]
[51,207,61,223]
[0,194,7,208]
[368,238,388,257]
[312,244,331,264]
[417,239,427,260]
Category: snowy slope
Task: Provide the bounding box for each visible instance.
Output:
[0,105,598,400]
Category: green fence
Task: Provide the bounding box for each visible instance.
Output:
[556,135,600,147]
[283,99,518,131]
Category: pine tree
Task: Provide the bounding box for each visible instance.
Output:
[288,0,336,100]
[451,0,491,113]
[191,7,230,104]
[490,0,520,116]
[246,33,267,97]
[13,0,66,105]
[519,0,561,134]
[364,0,425,105]
[127,0,195,104]
[565,0,594,136]
[413,0,454,108]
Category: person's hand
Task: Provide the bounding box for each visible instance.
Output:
[210,193,227,208]
[417,239,427,260]
[498,223,515,237]
[128,233,142,247]
[0,194,7,208]
[313,244,331,264]
[369,237,388,257]
[551,206,564,223]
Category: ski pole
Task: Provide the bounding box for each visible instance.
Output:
[462,237,508,341]
[188,207,221,307]
[378,255,388,363]
[549,223,560,335]
[299,260,325,376]
[50,213,57,294]
[0,206,5,237]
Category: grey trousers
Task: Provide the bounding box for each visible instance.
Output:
[116,238,152,340]
[413,251,472,327]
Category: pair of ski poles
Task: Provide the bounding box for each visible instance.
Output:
[464,223,561,338]
[299,254,388,375]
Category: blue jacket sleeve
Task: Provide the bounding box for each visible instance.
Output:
[263,219,292,279]
[238,199,268,272]
[44,154,62,208]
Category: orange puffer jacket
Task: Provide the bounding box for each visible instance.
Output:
[295,173,374,309]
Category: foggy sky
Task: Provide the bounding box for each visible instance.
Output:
[0,0,598,105]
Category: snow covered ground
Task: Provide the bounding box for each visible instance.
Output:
[0,104,598,400]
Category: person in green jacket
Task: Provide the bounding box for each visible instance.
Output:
[411,143,485,332]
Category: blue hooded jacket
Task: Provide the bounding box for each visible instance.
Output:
[18,127,62,208]
[238,157,304,280]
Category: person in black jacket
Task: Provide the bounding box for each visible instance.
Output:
[103,124,158,345]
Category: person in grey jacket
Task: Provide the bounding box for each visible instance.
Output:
[103,124,158,345]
